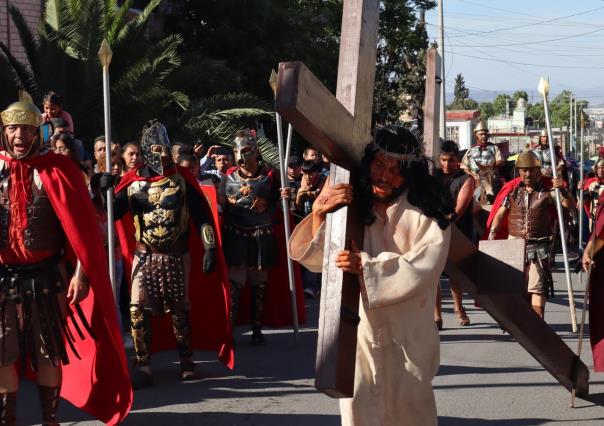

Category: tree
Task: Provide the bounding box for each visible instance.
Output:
[478,102,495,119]
[373,1,436,124]
[492,94,515,116]
[513,91,528,102]
[0,0,186,144]
[452,73,469,106]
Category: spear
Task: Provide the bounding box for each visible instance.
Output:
[270,69,299,342]
[98,39,117,300]
[578,112,585,252]
[538,77,577,332]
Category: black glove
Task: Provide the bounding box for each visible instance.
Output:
[99,173,116,193]
[201,223,216,273]
[203,247,216,273]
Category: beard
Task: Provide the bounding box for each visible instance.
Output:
[372,181,404,204]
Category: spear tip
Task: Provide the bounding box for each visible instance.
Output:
[98,39,113,67]
[269,69,278,97]
[538,77,549,97]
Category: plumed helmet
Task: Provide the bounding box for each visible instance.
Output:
[540,129,547,137]
[595,159,604,169]
[1,101,42,128]
[515,150,541,169]
[233,129,258,164]
[140,120,171,175]
[473,120,488,133]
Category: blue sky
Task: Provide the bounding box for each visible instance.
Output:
[425,0,604,105]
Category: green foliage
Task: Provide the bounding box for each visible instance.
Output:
[513,91,528,102]
[492,94,515,116]
[174,92,282,169]
[0,0,186,144]
[447,73,477,110]
[478,102,495,119]
[373,1,435,124]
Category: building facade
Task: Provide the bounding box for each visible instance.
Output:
[0,0,42,64]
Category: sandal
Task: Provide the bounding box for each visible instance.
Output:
[455,308,470,327]
[180,359,197,381]
[434,318,443,331]
[132,368,154,390]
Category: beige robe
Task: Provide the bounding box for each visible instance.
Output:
[289,192,451,426]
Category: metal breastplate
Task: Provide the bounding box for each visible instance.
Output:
[508,187,553,240]
[128,174,189,249]
[224,170,274,228]
[533,148,553,176]
[0,168,65,251]
[468,145,496,174]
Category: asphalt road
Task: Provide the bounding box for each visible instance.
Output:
[13,258,604,425]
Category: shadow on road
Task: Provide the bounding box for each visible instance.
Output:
[123,411,341,426]
[438,416,553,425]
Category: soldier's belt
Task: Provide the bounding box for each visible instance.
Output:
[0,252,62,276]
[223,224,273,238]
[135,238,188,255]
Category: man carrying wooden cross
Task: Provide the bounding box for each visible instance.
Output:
[289,126,452,425]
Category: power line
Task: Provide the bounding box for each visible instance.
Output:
[453,51,604,70]
[446,6,604,38]
[447,26,604,48]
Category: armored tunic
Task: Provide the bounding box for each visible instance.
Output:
[461,143,502,175]
[503,184,555,296]
[586,179,604,219]
[220,167,278,269]
[506,185,554,241]
[127,174,189,250]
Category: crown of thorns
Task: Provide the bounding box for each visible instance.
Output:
[371,127,425,163]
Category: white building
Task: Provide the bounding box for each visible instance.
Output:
[445,110,481,150]
[488,98,527,134]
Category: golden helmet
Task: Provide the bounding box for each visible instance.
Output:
[540,129,547,137]
[0,101,42,128]
[515,150,541,169]
[474,120,488,133]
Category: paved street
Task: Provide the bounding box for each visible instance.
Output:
[13,258,604,425]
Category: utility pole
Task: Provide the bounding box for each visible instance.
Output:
[569,93,573,154]
[438,0,446,142]
[574,95,578,155]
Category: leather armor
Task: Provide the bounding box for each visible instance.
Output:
[0,167,65,251]
[128,174,189,249]
[224,169,275,228]
[508,186,554,240]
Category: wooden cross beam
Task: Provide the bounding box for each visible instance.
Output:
[276,0,379,398]
[446,227,589,397]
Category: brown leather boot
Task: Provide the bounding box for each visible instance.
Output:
[0,392,16,426]
[38,385,60,426]
[532,305,544,319]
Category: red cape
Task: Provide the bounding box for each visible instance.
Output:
[223,167,306,327]
[0,152,132,425]
[582,177,602,216]
[483,176,554,240]
[589,192,604,371]
[115,166,234,369]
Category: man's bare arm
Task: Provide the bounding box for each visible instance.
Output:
[455,177,475,220]
[488,205,508,240]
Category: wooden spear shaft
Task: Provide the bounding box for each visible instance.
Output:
[539,77,577,332]
[99,39,117,300]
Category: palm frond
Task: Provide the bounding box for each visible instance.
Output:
[0,43,38,97]
[8,5,39,75]
[257,137,282,170]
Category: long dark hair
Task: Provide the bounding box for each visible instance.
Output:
[357,132,453,230]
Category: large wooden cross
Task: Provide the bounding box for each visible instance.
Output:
[277,0,589,400]
[276,0,379,398]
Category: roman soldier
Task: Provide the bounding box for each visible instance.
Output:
[461,120,504,205]
[486,151,574,319]
[582,159,604,222]
[533,129,564,178]
[219,130,280,345]
[0,101,131,425]
[106,121,233,389]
